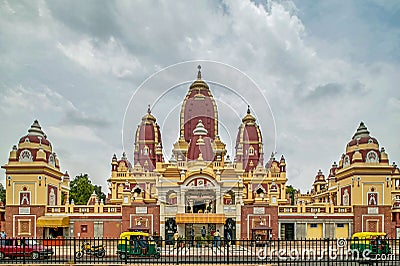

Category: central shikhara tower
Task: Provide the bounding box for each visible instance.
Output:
[108,66,287,240]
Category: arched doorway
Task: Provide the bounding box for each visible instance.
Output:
[165,218,177,245]
[224,218,236,243]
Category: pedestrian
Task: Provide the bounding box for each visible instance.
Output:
[226,231,231,246]
[173,231,179,248]
[0,231,6,238]
[189,227,195,247]
[201,226,206,238]
[214,230,221,247]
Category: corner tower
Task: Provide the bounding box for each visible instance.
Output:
[235,106,264,172]
[133,106,164,171]
[1,120,70,237]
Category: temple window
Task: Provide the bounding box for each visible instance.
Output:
[343,155,350,168]
[366,151,379,163]
[249,146,255,156]
[143,146,149,156]
[19,149,33,162]
[48,154,55,167]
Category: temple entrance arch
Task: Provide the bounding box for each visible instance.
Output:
[185,189,216,213]
[183,175,219,214]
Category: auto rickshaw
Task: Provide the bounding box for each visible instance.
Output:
[350,232,391,256]
[117,231,161,260]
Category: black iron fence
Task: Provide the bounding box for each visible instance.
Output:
[0,237,399,265]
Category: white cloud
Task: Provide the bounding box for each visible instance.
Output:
[1,0,399,193]
[57,36,141,78]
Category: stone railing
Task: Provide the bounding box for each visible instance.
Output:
[278,205,353,214]
[46,204,122,214]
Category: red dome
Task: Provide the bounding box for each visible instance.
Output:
[339,122,383,169]
[180,66,218,142]
[133,107,163,170]
[14,120,59,169]
[347,122,379,147]
[18,120,51,146]
[235,107,263,172]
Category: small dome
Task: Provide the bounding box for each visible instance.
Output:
[347,122,378,147]
[242,106,256,123]
[193,120,208,136]
[141,105,156,122]
[118,152,133,170]
[189,65,210,91]
[19,120,51,146]
[314,170,326,183]
[13,120,60,168]
[339,122,382,169]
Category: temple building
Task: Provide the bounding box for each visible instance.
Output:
[2,67,400,241]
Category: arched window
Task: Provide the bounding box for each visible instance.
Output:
[366,151,379,163]
[166,191,177,205]
[343,155,350,168]
[19,149,33,162]
[249,146,255,156]
[143,146,149,156]
[48,154,55,167]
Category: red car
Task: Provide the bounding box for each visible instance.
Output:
[0,239,53,260]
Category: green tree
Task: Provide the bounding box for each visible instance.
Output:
[94,185,106,203]
[69,174,94,204]
[286,185,298,205]
[0,183,6,204]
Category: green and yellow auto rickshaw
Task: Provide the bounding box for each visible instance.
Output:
[117,231,161,260]
[350,232,391,256]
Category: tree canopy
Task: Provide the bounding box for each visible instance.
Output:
[286,185,299,205]
[0,183,5,204]
[69,174,106,204]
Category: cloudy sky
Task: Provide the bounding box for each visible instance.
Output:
[1,0,399,193]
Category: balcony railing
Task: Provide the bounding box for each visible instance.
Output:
[278,205,352,214]
[46,205,122,214]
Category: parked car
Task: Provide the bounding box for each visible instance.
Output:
[0,238,53,260]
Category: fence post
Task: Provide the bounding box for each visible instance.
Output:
[22,237,26,264]
[73,237,76,264]
[176,239,179,265]
[124,237,128,264]
[327,238,330,263]
[277,238,280,264]
[226,238,229,264]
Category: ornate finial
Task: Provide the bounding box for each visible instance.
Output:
[197,65,201,79]
[147,104,151,114]
[247,105,251,114]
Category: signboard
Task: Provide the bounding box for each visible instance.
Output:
[368,207,378,214]
[136,207,148,214]
[254,207,265,214]
[19,207,30,214]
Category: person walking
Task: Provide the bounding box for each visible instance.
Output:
[226,231,231,246]
[214,230,221,247]
[189,227,195,247]
[201,226,207,238]
[173,231,179,248]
